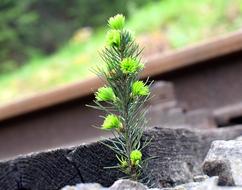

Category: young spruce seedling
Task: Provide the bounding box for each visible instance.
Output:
[90,14,152,181]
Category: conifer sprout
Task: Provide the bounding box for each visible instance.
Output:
[89,14,153,182]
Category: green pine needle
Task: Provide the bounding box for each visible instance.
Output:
[90,13,153,182]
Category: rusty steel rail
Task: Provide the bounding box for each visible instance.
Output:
[1,29,242,121]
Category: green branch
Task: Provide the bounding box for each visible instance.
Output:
[90,14,153,182]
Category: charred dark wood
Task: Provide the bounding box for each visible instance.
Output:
[67,141,125,187]
[0,161,19,190]
[0,149,83,190]
[1,126,242,190]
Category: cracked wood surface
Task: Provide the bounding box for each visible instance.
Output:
[1,126,242,190]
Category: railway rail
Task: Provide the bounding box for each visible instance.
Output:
[1,30,242,160]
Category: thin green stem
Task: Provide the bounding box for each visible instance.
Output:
[91,15,152,182]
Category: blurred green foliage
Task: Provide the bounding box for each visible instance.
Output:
[1,0,242,105]
[0,0,38,71]
[0,0,156,73]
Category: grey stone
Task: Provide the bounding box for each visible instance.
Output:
[183,177,218,190]
[143,126,242,188]
[166,177,242,190]
[147,81,186,128]
[214,186,242,190]
[61,177,242,190]
[172,181,201,190]
[235,136,242,141]
[213,102,242,126]
[147,82,216,130]
[185,109,216,129]
[61,180,148,190]
[203,140,242,186]
[148,107,217,129]
[148,105,187,128]
[148,81,177,107]
[193,175,209,182]
[110,179,148,190]
[61,183,105,190]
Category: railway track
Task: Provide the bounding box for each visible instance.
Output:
[1,30,242,160]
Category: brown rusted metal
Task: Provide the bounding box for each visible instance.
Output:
[1,30,242,121]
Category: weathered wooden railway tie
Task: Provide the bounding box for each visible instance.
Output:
[1,126,242,190]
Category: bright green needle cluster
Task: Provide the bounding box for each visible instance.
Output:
[132,81,150,96]
[101,114,122,130]
[108,14,125,30]
[106,29,121,47]
[120,58,143,74]
[130,150,142,166]
[91,14,153,182]
[95,87,115,102]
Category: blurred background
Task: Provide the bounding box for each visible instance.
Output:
[1,0,242,160]
[1,0,242,106]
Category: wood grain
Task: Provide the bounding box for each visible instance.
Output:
[1,30,242,121]
[1,126,242,189]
